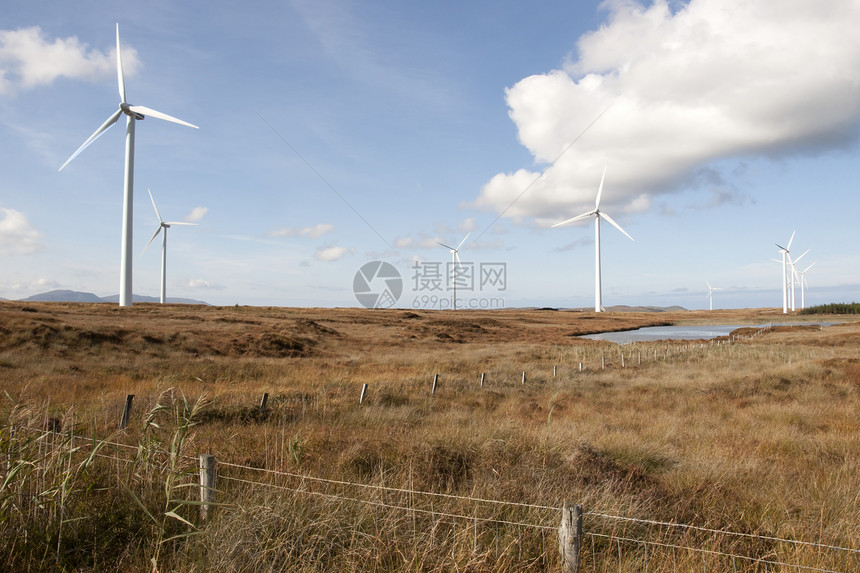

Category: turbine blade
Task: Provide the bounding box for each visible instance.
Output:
[594,166,607,209]
[775,243,787,252]
[551,210,595,228]
[436,241,455,250]
[802,262,816,273]
[455,251,463,269]
[165,221,197,226]
[456,232,470,251]
[116,24,126,104]
[141,226,162,255]
[786,231,795,251]
[598,212,634,241]
[148,189,163,223]
[127,105,198,129]
[58,109,123,171]
[793,249,810,264]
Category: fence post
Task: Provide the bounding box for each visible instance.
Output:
[522,371,526,384]
[199,453,216,521]
[480,373,485,387]
[120,394,134,429]
[259,392,269,414]
[359,383,368,404]
[553,365,558,377]
[432,374,438,395]
[559,502,582,573]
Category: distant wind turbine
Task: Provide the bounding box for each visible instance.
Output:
[552,168,633,312]
[436,233,469,310]
[789,249,810,311]
[142,189,197,304]
[706,281,721,311]
[798,262,815,309]
[59,24,198,307]
[775,231,795,314]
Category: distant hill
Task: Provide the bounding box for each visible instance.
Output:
[559,305,688,312]
[18,289,208,305]
[23,290,104,303]
[607,305,687,312]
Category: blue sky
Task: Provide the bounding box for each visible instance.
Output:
[1,0,858,310]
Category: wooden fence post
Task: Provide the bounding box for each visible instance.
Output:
[480,373,485,387]
[559,502,582,573]
[259,392,269,414]
[521,371,526,384]
[359,383,368,404]
[432,374,438,395]
[553,365,558,377]
[120,394,134,429]
[199,454,216,521]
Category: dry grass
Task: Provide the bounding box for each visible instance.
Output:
[1,301,859,571]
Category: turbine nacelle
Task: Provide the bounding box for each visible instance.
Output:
[120,103,145,120]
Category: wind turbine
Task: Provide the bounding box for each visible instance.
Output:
[775,231,795,314]
[59,24,198,307]
[706,281,721,311]
[552,168,633,312]
[789,249,810,311]
[798,262,815,309]
[142,189,197,304]
[436,233,469,310]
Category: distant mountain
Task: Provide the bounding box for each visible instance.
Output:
[23,290,105,303]
[18,289,208,305]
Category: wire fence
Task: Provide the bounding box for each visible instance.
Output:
[4,424,858,572]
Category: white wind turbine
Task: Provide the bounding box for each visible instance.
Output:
[436,233,469,310]
[552,168,633,312]
[706,281,721,311]
[789,249,810,311]
[798,262,815,309]
[142,189,197,304]
[775,231,795,314]
[59,24,198,307]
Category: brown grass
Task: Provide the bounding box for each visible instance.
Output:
[1,301,859,571]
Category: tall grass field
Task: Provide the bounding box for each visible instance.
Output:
[1,302,858,571]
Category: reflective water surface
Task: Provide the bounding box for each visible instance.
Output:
[580,324,759,345]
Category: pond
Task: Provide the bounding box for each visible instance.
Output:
[579,324,759,345]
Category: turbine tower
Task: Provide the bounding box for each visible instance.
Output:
[798,262,815,309]
[59,24,198,307]
[552,168,633,312]
[706,281,721,311]
[436,233,469,310]
[775,231,794,314]
[142,189,197,304]
[789,249,810,312]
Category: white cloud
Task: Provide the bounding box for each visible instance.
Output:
[471,0,860,226]
[188,279,225,290]
[314,245,353,261]
[0,26,140,94]
[394,236,413,248]
[0,208,43,255]
[184,206,208,222]
[268,223,334,238]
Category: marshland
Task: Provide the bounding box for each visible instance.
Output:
[1,301,859,572]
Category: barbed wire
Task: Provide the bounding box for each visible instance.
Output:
[6,425,858,562]
[587,532,847,573]
[219,474,555,531]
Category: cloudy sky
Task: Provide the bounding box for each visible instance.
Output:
[1,0,858,309]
